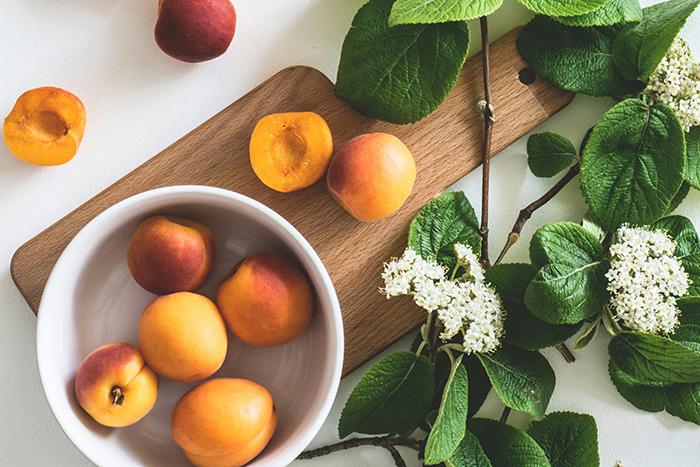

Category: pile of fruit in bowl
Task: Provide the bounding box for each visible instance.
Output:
[35,187,343,467]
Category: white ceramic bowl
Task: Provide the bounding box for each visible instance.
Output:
[36,185,343,467]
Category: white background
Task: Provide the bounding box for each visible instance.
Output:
[1,0,698,466]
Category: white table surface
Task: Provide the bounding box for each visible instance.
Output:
[1,1,698,466]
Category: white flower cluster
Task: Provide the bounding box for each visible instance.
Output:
[644,37,700,132]
[606,225,690,335]
[381,245,505,354]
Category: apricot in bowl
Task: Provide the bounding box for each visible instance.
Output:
[3,86,86,166]
[250,112,333,193]
[139,292,228,382]
[217,253,314,347]
[127,215,216,295]
[74,343,158,428]
[172,378,277,467]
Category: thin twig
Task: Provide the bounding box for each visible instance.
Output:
[555,343,576,363]
[387,446,407,467]
[479,15,495,268]
[494,164,580,265]
[500,406,512,424]
[298,435,421,460]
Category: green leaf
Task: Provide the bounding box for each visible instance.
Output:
[612,0,700,81]
[665,382,700,424]
[408,192,481,270]
[425,355,469,464]
[445,430,493,467]
[527,412,600,467]
[335,0,470,124]
[527,132,577,178]
[673,324,700,352]
[529,222,604,269]
[389,0,503,25]
[667,182,691,214]
[488,264,580,350]
[477,344,555,419]
[517,16,642,97]
[464,355,491,418]
[580,98,686,231]
[680,298,700,326]
[684,128,700,190]
[609,359,700,424]
[554,0,642,27]
[516,0,609,16]
[581,215,607,243]
[574,320,599,350]
[608,332,700,384]
[338,351,435,437]
[525,222,608,325]
[651,216,700,298]
[471,419,551,467]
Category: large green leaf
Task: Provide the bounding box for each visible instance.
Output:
[338,351,435,437]
[608,332,700,384]
[525,222,608,325]
[516,0,609,16]
[517,16,642,97]
[612,0,700,81]
[477,344,555,419]
[527,132,577,178]
[580,99,686,231]
[408,192,481,270]
[471,419,551,467]
[667,182,691,214]
[487,264,580,350]
[425,356,469,464]
[464,355,491,418]
[651,216,700,298]
[609,359,700,424]
[527,412,600,467]
[608,359,667,412]
[554,0,642,27]
[336,0,470,124]
[389,0,503,25]
[445,430,493,467]
[684,128,700,190]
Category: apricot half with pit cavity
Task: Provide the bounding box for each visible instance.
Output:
[250,112,333,192]
[3,87,86,166]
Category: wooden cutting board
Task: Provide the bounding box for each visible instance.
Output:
[11,28,572,376]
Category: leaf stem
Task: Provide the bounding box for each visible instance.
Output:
[387,446,407,467]
[479,15,495,268]
[297,435,421,461]
[499,406,511,423]
[555,343,576,363]
[494,164,580,265]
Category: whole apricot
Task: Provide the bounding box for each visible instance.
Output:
[139,292,227,382]
[250,112,333,192]
[327,132,416,221]
[217,254,313,347]
[155,0,236,63]
[127,215,215,295]
[172,378,276,467]
[74,343,158,428]
[3,87,86,166]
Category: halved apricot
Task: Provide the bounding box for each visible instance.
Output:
[3,86,86,166]
[250,112,333,192]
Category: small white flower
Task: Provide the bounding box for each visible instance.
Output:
[606,225,690,335]
[644,37,700,132]
[381,248,505,354]
[454,243,485,283]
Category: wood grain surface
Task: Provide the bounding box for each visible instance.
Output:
[11,28,573,376]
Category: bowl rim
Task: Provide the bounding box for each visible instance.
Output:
[36,185,344,467]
